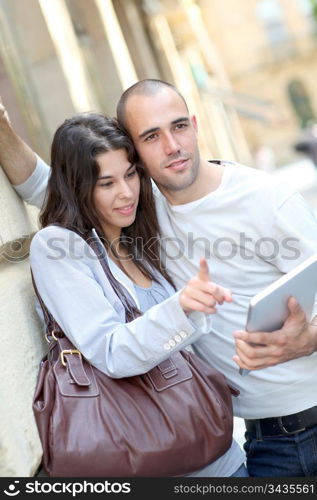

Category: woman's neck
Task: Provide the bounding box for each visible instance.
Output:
[101,225,122,251]
[100,226,152,288]
[107,236,152,288]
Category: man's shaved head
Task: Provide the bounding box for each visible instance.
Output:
[116,79,188,133]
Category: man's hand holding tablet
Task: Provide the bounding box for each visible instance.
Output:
[233,253,317,375]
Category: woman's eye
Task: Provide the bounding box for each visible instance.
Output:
[99,181,113,188]
[127,169,137,178]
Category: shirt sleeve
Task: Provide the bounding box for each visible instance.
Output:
[270,191,317,318]
[30,227,211,378]
[13,154,50,209]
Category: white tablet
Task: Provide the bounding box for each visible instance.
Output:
[239,252,317,376]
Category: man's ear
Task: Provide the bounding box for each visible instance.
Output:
[191,114,198,132]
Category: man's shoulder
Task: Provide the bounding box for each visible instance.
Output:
[210,158,272,181]
[209,159,300,215]
[211,159,293,195]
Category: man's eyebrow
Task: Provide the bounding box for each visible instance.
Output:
[139,117,189,139]
[171,117,189,125]
[97,163,134,180]
[139,127,159,140]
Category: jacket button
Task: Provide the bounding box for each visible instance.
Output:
[169,339,176,347]
[179,331,187,338]
[163,343,171,350]
[174,335,182,343]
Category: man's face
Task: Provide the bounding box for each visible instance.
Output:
[124,88,200,194]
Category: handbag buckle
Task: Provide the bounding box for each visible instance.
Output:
[60,349,82,367]
[52,330,59,341]
[45,330,58,344]
[45,330,59,343]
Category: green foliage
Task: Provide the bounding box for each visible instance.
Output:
[310,0,317,21]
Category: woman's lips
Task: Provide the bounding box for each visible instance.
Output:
[114,203,135,216]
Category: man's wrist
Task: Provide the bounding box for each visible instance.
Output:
[0,108,11,128]
[306,319,317,354]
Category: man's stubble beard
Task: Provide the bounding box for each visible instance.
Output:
[146,149,201,194]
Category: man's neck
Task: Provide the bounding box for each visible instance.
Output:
[162,159,225,206]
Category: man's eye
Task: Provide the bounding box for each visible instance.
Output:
[175,123,187,130]
[144,133,157,142]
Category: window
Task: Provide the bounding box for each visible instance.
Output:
[287,79,316,128]
[297,0,317,33]
[256,0,289,45]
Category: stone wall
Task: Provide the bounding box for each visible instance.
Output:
[0,168,46,476]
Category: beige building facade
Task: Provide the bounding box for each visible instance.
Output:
[0,0,252,477]
[199,0,317,165]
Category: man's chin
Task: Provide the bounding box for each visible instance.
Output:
[159,171,198,192]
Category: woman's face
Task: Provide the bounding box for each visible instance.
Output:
[92,148,140,241]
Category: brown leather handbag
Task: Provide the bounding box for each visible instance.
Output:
[32,233,237,477]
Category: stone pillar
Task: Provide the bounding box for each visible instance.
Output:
[0,169,46,476]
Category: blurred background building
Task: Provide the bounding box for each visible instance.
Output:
[2,0,317,167]
[200,0,317,167]
[1,0,317,476]
[0,0,254,165]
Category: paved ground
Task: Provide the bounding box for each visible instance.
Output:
[233,158,317,450]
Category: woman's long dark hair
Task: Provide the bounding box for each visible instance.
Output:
[40,113,174,321]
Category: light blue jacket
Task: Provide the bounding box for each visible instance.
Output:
[30,225,210,377]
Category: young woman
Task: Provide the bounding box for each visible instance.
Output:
[30,112,247,477]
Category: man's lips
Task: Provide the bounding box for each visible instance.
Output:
[114,203,135,215]
[165,158,189,170]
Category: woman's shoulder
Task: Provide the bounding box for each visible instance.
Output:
[30,225,89,258]
[33,224,72,237]
[31,224,81,244]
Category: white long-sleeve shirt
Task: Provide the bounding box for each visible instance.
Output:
[15,157,317,419]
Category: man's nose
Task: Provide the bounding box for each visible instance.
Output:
[163,133,180,155]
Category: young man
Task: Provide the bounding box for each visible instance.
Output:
[1,81,317,477]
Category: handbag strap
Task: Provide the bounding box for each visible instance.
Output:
[31,272,63,340]
[56,336,91,386]
[31,273,92,385]
[30,228,103,341]
[85,232,141,321]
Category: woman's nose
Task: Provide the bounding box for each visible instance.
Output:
[118,181,133,199]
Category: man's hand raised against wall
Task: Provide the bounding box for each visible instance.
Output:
[0,96,10,123]
[0,96,37,185]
